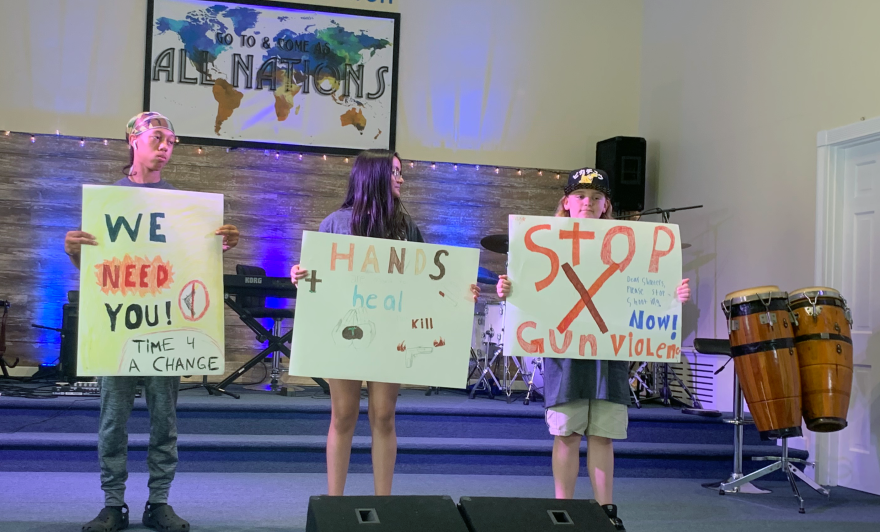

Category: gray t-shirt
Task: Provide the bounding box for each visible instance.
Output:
[542,358,630,408]
[113,176,176,190]
[319,208,425,243]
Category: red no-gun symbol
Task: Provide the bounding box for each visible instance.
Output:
[179,280,210,322]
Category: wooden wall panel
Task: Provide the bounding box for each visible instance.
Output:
[0,132,564,380]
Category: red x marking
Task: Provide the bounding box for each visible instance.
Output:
[557,262,620,334]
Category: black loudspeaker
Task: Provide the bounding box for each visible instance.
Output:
[458,497,616,532]
[595,136,647,212]
[59,299,79,381]
[306,496,469,532]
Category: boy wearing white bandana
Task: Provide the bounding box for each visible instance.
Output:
[65,112,240,532]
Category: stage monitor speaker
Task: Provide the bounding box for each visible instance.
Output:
[458,497,616,532]
[595,136,646,212]
[306,496,469,532]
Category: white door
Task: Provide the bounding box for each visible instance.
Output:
[832,139,880,495]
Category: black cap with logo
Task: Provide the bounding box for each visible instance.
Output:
[564,167,612,198]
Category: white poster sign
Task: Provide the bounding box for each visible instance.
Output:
[505,215,683,362]
[77,185,225,376]
[291,231,480,387]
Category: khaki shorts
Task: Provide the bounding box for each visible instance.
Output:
[545,399,628,439]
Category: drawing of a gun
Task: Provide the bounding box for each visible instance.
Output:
[404,346,434,368]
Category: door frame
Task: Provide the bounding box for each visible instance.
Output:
[812,115,880,485]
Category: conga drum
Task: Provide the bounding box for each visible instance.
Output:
[788,287,854,433]
[722,286,802,440]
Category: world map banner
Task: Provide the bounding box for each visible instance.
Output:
[145,0,399,154]
[504,215,684,362]
[76,185,225,376]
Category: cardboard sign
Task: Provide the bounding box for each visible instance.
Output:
[291,231,480,388]
[76,185,225,376]
[504,215,683,362]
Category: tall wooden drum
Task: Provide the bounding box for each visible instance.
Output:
[788,287,854,433]
[722,286,803,440]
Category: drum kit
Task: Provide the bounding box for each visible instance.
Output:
[697,285,853,512]
[468,234,545,404]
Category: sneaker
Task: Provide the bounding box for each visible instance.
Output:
[602,504,626,531]
[82,504,129,532]
[142,503,190,531]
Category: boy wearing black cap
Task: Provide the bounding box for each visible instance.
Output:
[497,168,690,532]
[64,112,240,532]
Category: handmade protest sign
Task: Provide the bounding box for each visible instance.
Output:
[504,215,683,362]
[291,231,480,388]
[77,185,225,376]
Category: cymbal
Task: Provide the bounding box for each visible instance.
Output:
[480,234,508,254]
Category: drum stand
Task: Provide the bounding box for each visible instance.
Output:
[522,357,543,405]
[744,438,829,513]
[501,355,540,404]
[704,373,830,513]
[488,301,538,403]
[701,372,770,495]
[470,301,506,399]
[502,354,522,401]
[628,362,657,408]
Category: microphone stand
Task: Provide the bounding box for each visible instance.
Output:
[616,204,703,223]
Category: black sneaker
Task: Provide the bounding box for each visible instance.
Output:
[82,504,129,532]
[602,504,626,531]
[142,503,190,531]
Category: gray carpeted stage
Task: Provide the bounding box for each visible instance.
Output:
[1,385,878,530]
[2,473,878,531]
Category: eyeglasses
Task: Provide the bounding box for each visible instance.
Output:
[391,169,402,178]
[146,132,176,145]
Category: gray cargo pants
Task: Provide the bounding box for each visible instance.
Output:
[97,376,180,506]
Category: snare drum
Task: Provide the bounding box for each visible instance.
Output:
[722,286,802,440]
[788,287,854,433]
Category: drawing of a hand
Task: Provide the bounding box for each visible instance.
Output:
[331,308,376,348]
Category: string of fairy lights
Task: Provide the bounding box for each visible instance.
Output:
[2,130,569,180]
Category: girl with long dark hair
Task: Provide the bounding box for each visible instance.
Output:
[291,149,476,496]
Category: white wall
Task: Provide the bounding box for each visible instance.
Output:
[0,0,147,141]
[14,0,877,418]
[638,0,880,413]
[0,0,643,171]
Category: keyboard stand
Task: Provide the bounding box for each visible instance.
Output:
[197,294,328,398]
